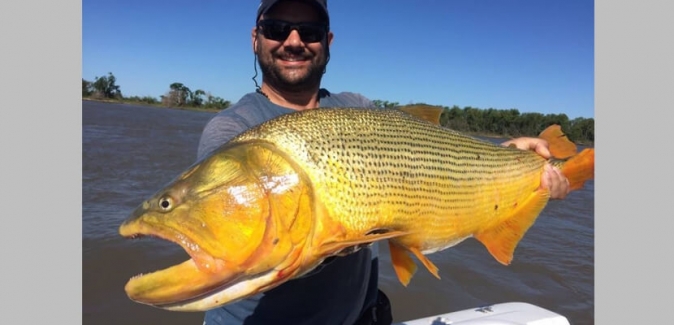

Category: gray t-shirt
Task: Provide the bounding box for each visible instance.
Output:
[199,90,380,325]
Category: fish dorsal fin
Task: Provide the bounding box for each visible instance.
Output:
[397,104,444,125]
[538,124,578,159]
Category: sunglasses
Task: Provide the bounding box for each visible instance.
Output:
[257,19,328,43]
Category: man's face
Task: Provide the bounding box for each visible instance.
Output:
[252,1,333,92]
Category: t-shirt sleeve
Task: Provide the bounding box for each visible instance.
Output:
[321,91,377,108]
[355,93,376,108]
[196,113,248,162]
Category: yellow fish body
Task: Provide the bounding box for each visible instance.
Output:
[119,105,594,311]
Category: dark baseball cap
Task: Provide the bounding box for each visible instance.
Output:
[256,0,329,27]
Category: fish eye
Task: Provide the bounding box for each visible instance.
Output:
[158,196,174,211]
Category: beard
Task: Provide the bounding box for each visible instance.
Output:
[258,48,329,93]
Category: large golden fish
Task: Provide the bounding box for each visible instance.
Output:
[119,105,594,311]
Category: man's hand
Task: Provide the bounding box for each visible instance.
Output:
[501,137,570,199]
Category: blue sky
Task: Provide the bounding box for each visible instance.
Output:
[82,0,594,119]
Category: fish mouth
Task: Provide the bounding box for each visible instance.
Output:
[123,230,224,276]
[119,218,305,312]
[119,220,236,309]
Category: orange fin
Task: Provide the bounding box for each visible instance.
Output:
[538,124,578,159]
[560,148,595,191]
[388,242,417,287]
[474,188,550,265]
[409,246,440,280]
[398,104,444,125]
[317,230,407,257]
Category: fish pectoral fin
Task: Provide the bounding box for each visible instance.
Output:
[537,124,578,159]
[474,188,550,265]
[317,230,407,258]
[388,242,417,287]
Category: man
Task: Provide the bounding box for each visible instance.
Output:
[197,1,570,324]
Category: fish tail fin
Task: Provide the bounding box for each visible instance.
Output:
[538,124,595,191]
[560,148,595,191]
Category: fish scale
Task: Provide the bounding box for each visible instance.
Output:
[233,108,544,242]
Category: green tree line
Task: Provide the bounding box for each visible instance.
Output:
[398,103,593,145]
[82,72,231,110]
[83,72,593,144]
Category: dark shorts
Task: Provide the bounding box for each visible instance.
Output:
[353,289,393,325]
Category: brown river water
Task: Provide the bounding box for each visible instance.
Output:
[82,100,594,325]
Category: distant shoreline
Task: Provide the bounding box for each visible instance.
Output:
[82,98,223,114]
[82,98,592,146]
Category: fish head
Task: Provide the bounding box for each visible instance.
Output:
[119,142,316,311]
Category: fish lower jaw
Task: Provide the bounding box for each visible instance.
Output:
[124,257,240,310]
[162,268,283,312]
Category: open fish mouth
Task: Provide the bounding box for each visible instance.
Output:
[125,228,225,275]
[124,232,223,277]
[119,220,302,312]
[119,221,235,309]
